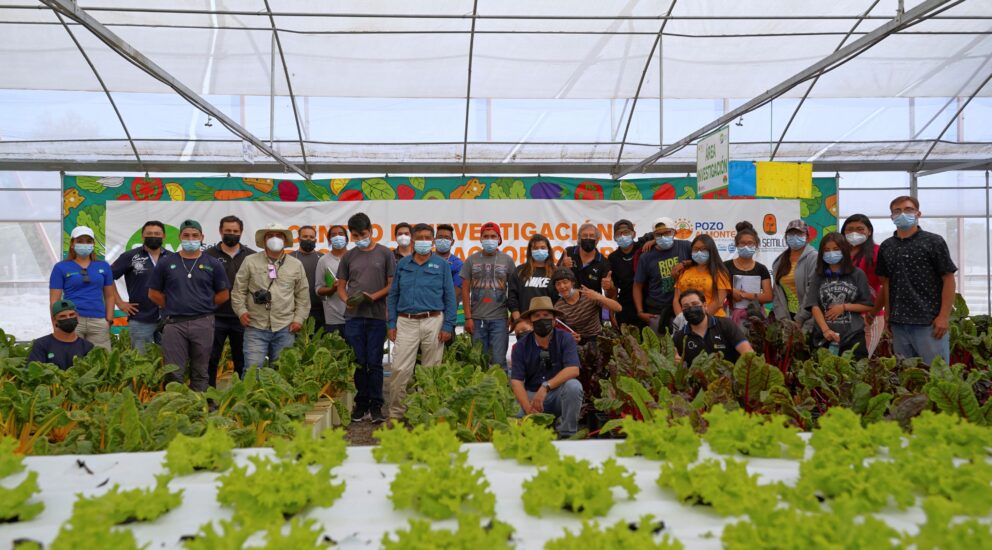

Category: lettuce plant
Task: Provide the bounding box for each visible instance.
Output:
[545,515,683,549]
[522,456,638,517]
[389,454,495,519]
[217,455,344,526]
[164,424,235,475]
[373,422,462,464]
[491,417,558,465]
[381,513,514,549]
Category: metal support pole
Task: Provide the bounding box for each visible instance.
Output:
[460,0,480,175]
[914,71,992,172]
[263,0,310,174]
[986,170,991,314]
[269,31,276,149]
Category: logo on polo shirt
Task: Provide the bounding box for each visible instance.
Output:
[47,352,55,359]
[170,264,177,269]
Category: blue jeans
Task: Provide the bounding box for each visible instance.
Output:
[345,318,387,410]
[891,322,950,365]
[243,326,295,370]
[518,379,583,437]
[472,318,509,372]
[128,320,159,353]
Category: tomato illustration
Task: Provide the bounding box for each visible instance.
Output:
[117,194,132,200]
[278,180,299,201]
[652,183,676,200]
[575,182,604,200]
[397,184,416,200]
[339,189,363,201]
[131,177,163,201]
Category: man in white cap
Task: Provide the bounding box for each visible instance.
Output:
[633,216,693,335]
[231,223,310,370]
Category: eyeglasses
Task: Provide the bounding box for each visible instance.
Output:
[891,207,918,216]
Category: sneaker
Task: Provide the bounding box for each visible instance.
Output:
[369,408,386,424]
[351,404,369,423]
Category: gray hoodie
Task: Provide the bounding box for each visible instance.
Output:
[771,245,818,328]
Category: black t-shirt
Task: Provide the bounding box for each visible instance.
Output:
[607,246,637,313]
[876,229,958,325]
[507,264,559,314]
[27,334,94,370]
[673,315,748,367]
[205,244,256,318]
[724,259,771,310]
[111,247,173,323]
[558,246,611,294]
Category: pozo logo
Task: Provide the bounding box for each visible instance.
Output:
[694,221,725,231]
[673,218,694,239]
[694,220,736,239]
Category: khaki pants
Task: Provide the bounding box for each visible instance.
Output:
[78,316,111,350]
[388,315,444,419]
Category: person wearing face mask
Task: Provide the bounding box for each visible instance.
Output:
[674,289,753,367]
[876,196,957,364]
[434,224,463,312]
[385,223,457,420]
[552,268,621,345]
[724,221,773,327]
[231,224,310,370]
[634,217,693,335]
[49,225,115,350]
[315,225,349,337]
[392,222,413,261]
[28,300,94,370]
[205,215,255,384]
[802,232,874,359]
[842,214,886,356]
[508,235,559,322]
[289,225,325,328]
[148,219,230,392]
[460,222,515,373]
[337,213,396,423]
[606,219,652,330]
[558,223,611,294]
[510,297,583,439]
[771,219,819,330]
[674,234,731,324]
[111,220,173,351]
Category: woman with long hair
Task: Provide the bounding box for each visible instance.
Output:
[508,234,559,321]
[803,232,874,359]
[841,214,885,356]
[673,234,731,317]
[771,219,818,329]
[725,221,773,326]
[48,226,115,350]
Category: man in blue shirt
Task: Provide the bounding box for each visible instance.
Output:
[386,223,457,420]
[28,299,94,370]
[148,219,230,392]
[510,296,583,438]
[634,217,692,335]
[434,223,463,306]
[111,220,172,352]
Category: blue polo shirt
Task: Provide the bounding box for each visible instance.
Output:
[510,329,580,392]
[49,259,114,319]
[387,254,457,333]
[444,253,464,289]
[148,253,229,317]
[111,247,173,324]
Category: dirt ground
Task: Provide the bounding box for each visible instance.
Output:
[343,420,379,446]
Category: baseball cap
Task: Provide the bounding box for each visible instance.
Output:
[51,299,76,316]
[785,219,808,233]
[70,226,95,240]
[480,221,502,244]
[179,219,203,233]
[613,219,634,233]
[653,217,675,231]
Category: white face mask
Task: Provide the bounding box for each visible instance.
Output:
[845,232,868,246]
[266,236,285,252]
[396,235,412,247]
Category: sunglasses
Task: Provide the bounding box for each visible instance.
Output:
[81,269,90,284]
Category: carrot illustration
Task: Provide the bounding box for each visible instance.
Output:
[213,190,254,200]
[188,182,254,201]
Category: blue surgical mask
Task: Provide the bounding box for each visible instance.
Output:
[481,239,499,253]
[656,235,675,250]
[737,245,756,259]
[180,240,201,252]
[892,212,917,231]
[355,237,372,249]
[531,249,549,262]
[435,238,453,254]
[615,235,634,249]
[73,243,94,256]
[414,241,433,255]
[823,250,843,265]
[330,235,347,250]
[692,250,710,264]
[786,235,807,251]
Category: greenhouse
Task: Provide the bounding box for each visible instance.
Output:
[0,0,991,548]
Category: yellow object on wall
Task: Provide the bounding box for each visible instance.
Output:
[755,162,813,198]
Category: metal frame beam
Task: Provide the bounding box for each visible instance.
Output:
[615,0,961,178]
[37,0,308,178]
[262,0,310,174]
[461,0,479,174]
[913,70,992,172]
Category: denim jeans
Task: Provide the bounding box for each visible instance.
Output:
[345,317,387,410]
[209,316,246,385]
[891,322,950,365]
[472,318,509,372]
[243,326,296,370]
[128,320,159,353]
[518,379,583,437]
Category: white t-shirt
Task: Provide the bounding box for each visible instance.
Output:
[315,252,346,326]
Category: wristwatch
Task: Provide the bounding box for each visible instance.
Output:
[541,381,552,391]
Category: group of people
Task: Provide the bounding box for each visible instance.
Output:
[32,194,958,438]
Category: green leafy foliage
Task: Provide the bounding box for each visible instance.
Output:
[381,513,515,549]
[614,415,700,464]
[521,456,638,517]
[389,454,495,519]
[907,497,992,550]
[164,424,235,475]
[372,422,462,464]
[658,458,778,517]
[255,517,330,549]
[217,455,344,526]
[71,474,183,525]
[0,436,44,522]
[545,516,683,550]
[491,417,558,465]
[274,321,356,419]
[722,506,902,550]
[272,424,347,469]
[50,516,146,550]
[702,405,805,459]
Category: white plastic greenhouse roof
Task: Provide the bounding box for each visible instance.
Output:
[1,0,991,174]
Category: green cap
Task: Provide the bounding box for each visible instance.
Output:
[51,299,76,316]
[179,219,202,233]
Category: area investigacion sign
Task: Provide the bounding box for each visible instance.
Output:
[696,125,729,195]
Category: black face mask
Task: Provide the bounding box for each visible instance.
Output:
[579,238,597,253]
[222,234,240,247]
[299,239,316,252]
[684,305,706,326]
[533,318,554,337]
[515,330,532,340]
[143,237,163,250]
[56,317,78,333]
